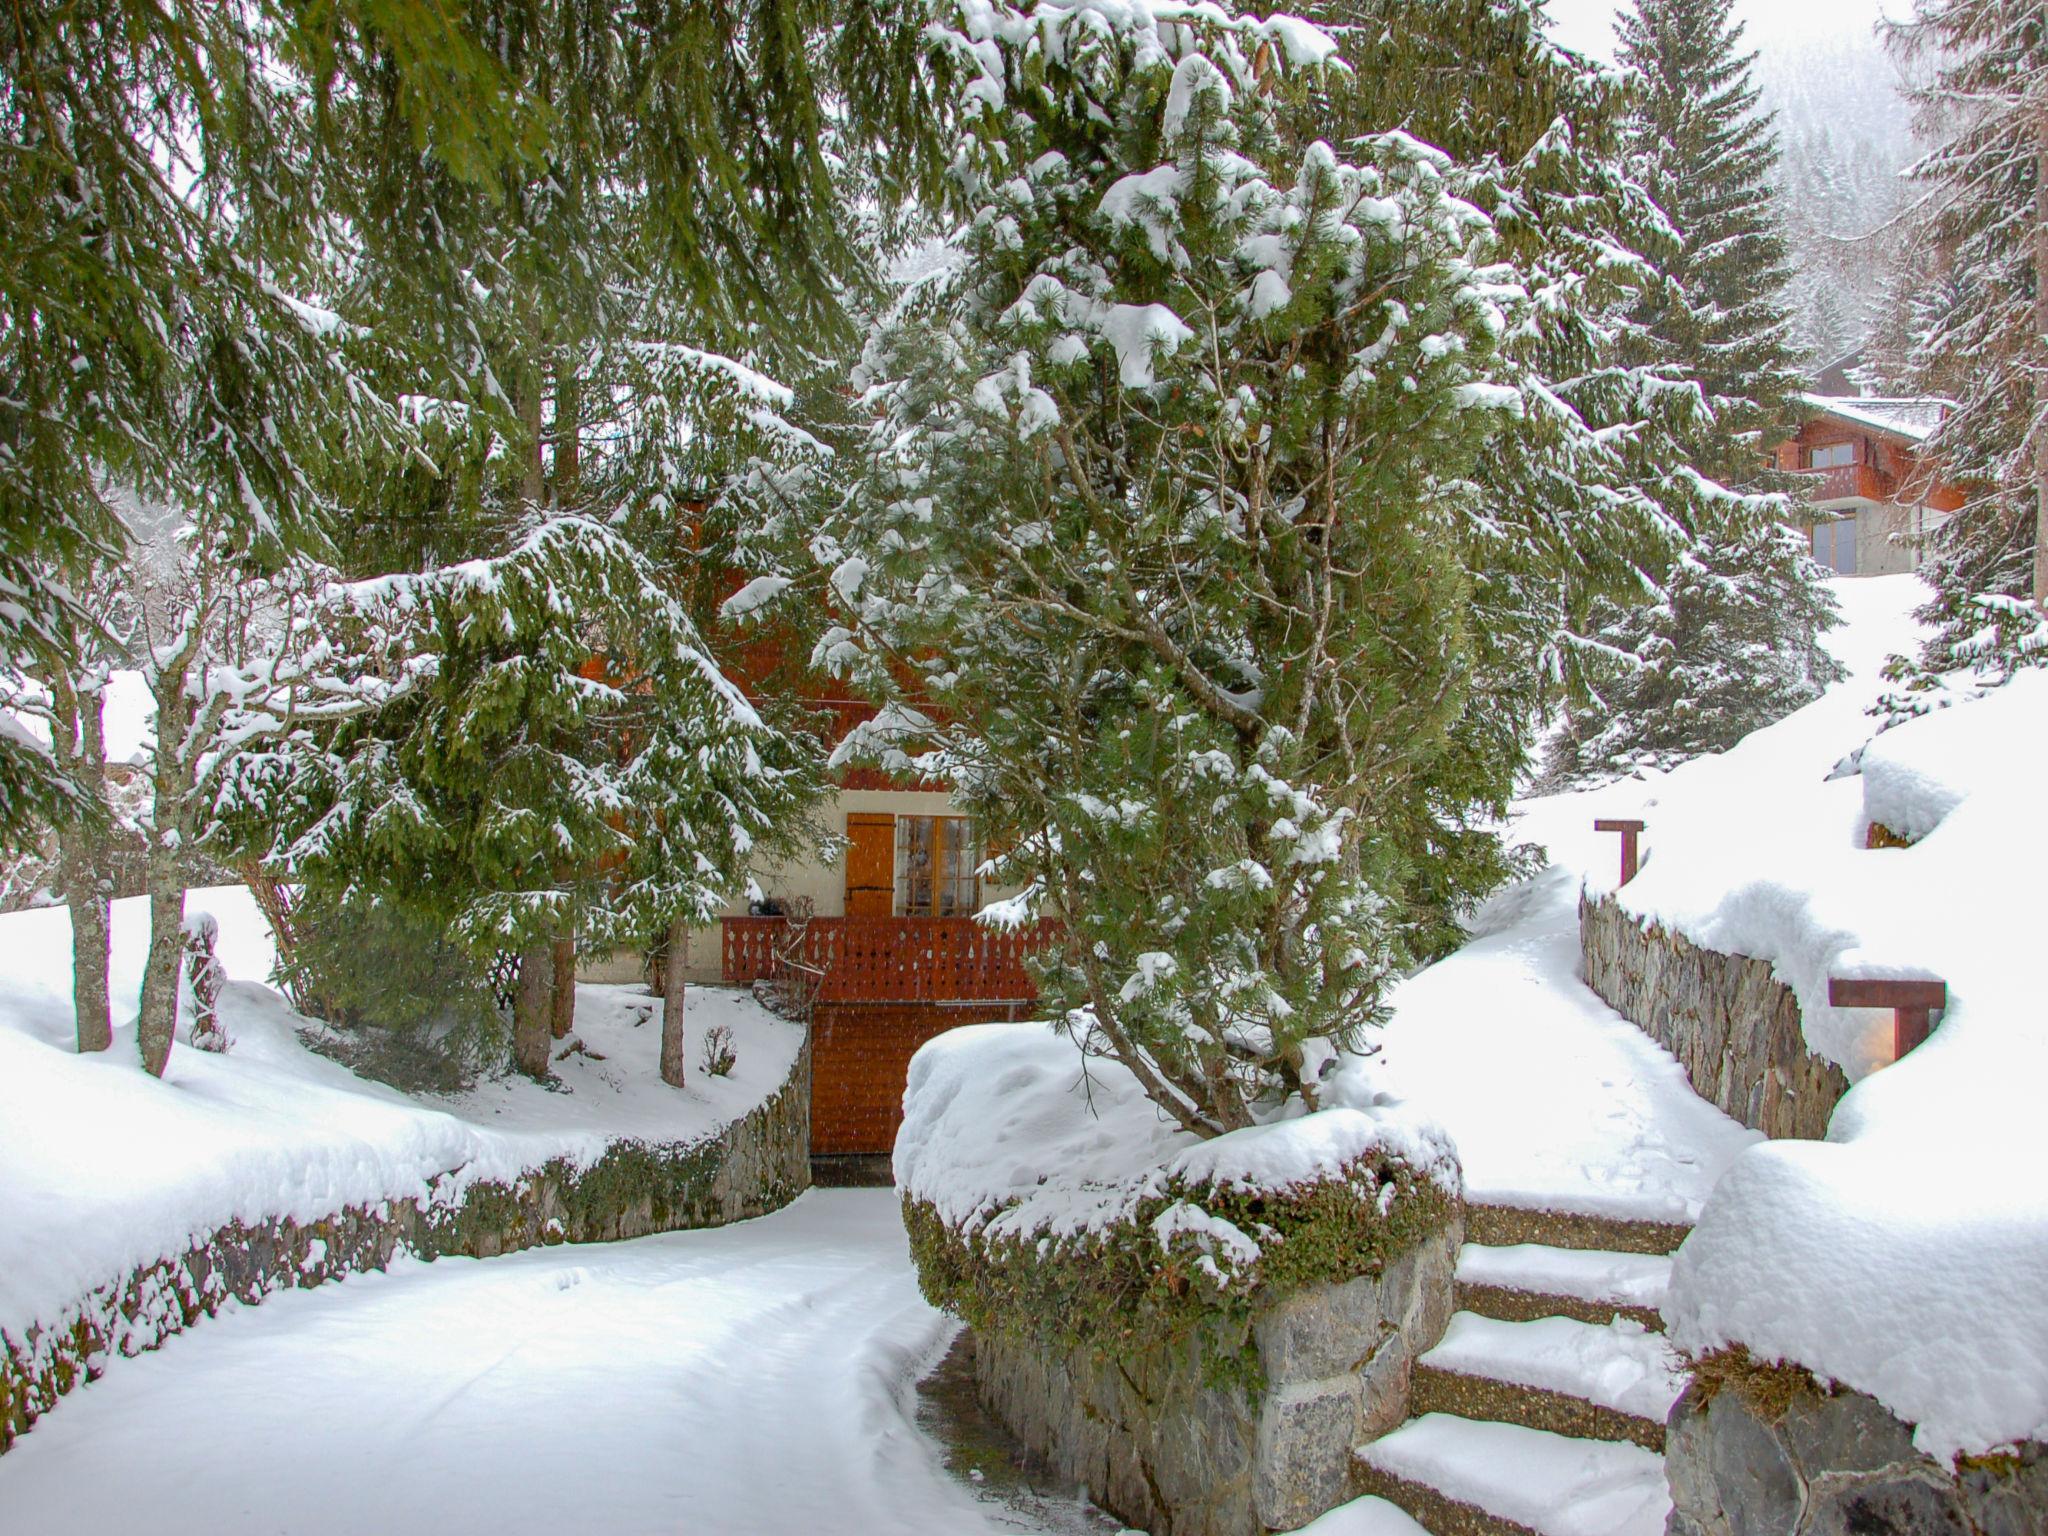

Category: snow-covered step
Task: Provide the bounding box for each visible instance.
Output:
[1464,1202,1691,1257]
[1410,1312,1687,1452]
[1454,1243,1671,1330]
[1355,1414,1671,1536]
[1293,1493,1432,1535]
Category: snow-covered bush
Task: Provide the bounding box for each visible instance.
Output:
[897,1024,1458,1389]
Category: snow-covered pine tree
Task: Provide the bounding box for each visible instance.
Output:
[234,0,929,1069]
[1888,0,2048,647]
[742,4,1704,1137]
[1618,0,1803,466]
[218,520,822,1083]
[1540,0,1842,784]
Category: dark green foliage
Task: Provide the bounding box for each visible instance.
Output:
[742,4,1753,1133]
[1615,0,1803,471]
[1543,0,1840,783]
[284,898,506,1093]
[0,0,397,832]
[1546,521,1843,781]
[218,519,822,984]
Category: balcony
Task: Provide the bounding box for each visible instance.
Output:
[1798,462,1894,505]
[721,914,1057,1005]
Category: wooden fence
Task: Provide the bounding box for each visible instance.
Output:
[721,915,1056,1004]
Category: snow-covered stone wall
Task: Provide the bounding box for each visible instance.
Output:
[1,1031,810,1451]
[1665,1362,2048,1535]
[974,1222,1461,1536]
[895,1023,1463,1535]
[1579,893,1848,1141]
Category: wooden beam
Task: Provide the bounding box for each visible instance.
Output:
[1593,819,1646,886]
[1828,977,1949,1058]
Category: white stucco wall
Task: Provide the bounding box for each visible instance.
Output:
[588,785,1030,986]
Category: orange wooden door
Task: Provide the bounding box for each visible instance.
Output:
[844,814,895,916]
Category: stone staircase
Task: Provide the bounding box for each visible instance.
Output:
[1350,1203,1690,1536]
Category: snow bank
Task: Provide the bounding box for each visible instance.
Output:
[0,888,802,1350]
[895,1021,1457,1251]
[1499,575,2048,1461]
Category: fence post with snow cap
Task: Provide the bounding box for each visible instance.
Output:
[1828,977,1948,1060]
[1594,819,1646,887]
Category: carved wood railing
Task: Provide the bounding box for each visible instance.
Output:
[721,915,1057,1004]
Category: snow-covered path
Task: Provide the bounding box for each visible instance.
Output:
[0,1191,1049,1536]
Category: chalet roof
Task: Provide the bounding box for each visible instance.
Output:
[1798,394,1952,445]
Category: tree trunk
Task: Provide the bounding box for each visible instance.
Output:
[137,662,191,1078]
[52,681,111,1052]
[512,941,555,1080]
[555,364,581,505]
[659,915,689,1088]
[550,929,577,1039]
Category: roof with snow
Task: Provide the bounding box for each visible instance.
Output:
[1798,394,1952,444]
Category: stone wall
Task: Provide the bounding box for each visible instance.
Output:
[973,1219,1461,1536]
[1580,893,1849,1141]
[1666,1366,2048,1535]
[1,1032,810,1452]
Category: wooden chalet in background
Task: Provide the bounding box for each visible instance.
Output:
[1774,394,1963,576]
[582,564,1053,1175]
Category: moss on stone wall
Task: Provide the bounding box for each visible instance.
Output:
[905,1143,1456,1396]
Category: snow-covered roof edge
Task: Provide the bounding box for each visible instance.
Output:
[1797,394,1954,445]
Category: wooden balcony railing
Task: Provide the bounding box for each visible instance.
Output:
[721,915,1058,1003]
[1799,462,1894,504]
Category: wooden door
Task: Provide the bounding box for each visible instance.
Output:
[844,814,895,916]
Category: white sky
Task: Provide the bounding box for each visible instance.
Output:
[1541,0,1905,62]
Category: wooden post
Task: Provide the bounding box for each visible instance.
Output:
[1594,819,1646,886]
[1828,977,1948,1060]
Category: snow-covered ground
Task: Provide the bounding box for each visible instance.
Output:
[1365,573,2048,1463]
[1578,583,2048,1462]
[0,1190,1084,1536]
[0,886,802,1353]
[1329,862,1757,1226]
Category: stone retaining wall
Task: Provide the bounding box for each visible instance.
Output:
[973,1219,1461,1536]
[1580,893,1848,1141]
[1666,1365,2048,1535]
[0,1032,810,1452]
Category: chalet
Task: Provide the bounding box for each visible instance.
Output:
[578,582,1051,1178]
[687,720,1049,1178]
[1773,394,1963,577]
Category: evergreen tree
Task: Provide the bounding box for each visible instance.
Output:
[1888,0,2048,649]
[738,4,1736,1135]
[214,1,940,1074]
[1,1,430,1065]
[1542,0,1842,784]
[216,521,823,1083]
[1616,0,1802,462]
